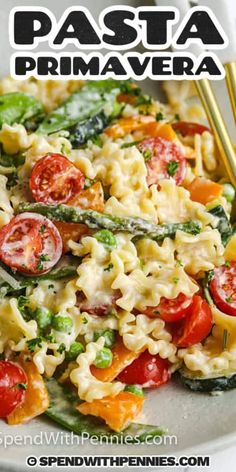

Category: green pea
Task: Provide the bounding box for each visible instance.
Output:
[124,384,144,397]
[52,315,73,333]
[34,307,53,331]
[93,348,113,369]
[65,342,85,361]
[93,329,116,348]
[94,229,117,251]
[223,183,235,203]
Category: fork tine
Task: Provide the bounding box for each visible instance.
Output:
[198,0,236,121]
[225,62,236,122]
[195,78,236,186]
[157,0,236,183]
[199,0,236,121]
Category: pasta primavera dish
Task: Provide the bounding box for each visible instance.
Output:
[0,77,235,439]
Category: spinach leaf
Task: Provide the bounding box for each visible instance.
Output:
[208,205,232,246]
[0,256,79,297]
[0,92,44,127]
[69,111,108,148]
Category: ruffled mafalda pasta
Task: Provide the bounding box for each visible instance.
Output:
[0,76,235,433]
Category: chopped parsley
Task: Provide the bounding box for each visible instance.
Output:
[37,253,50,270]
[44,334,56,343]
[134,95,152,107]
[120,81,140,96]
[39,224,46,234]
[174,113,180,121]
[224,261,231,268]
[84,178,95,189]
[107,307,119,318]
[27,337,43,353]
[7,171,18,189]
[176,259,184,267]
[82,316,88,324]
[173,277,179,284]
[15,383,27,390]
[223,329,229,350]
[226,295,233,304]
[153,310,160,316]
[17,296,34,321]
[61,143,68,155]
[18,295,29,311]
[156,111,164,121]
[139,259,145,271]
[167,160,179,177]
[143,149,152,161]
[206,270,214,283]
[57,343,66,354]
[104,263,114,272]
[48,284,55,289]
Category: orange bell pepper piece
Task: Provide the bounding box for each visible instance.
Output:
[105,116,155,139]
[54,221,90,253]
[105,115,177,142]
[77,391,144,432]
[68,181,105,212]
[143,122,177,141]
[117,93,137,105]
[187,177,223,205]
[55,182,104,251]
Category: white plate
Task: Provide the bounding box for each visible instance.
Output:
[1,379,236,472]
[0,1,235,471]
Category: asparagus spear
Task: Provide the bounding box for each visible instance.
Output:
[17,202,201,239]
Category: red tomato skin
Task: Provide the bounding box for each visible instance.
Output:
[172,121,211,137]
[0,213,62,275]
[210,264,236,316]
[0,361,27,417]
[141,293,193,323]
[79,303,113,316]
[30,153,85,204]
[138,137,186,186]
[78,292,120,316]
[173,296,213,348]
[117,351,170,388]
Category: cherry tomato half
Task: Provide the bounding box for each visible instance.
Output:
[210,263,236,316]
[142,293,194,322]
[30,153,85,204]
[173,295,213,348]
[117,351,170,388]
[0,360,27,417]
[138,137,186,186]
[172,121,211,137]
[0,213,62,275]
